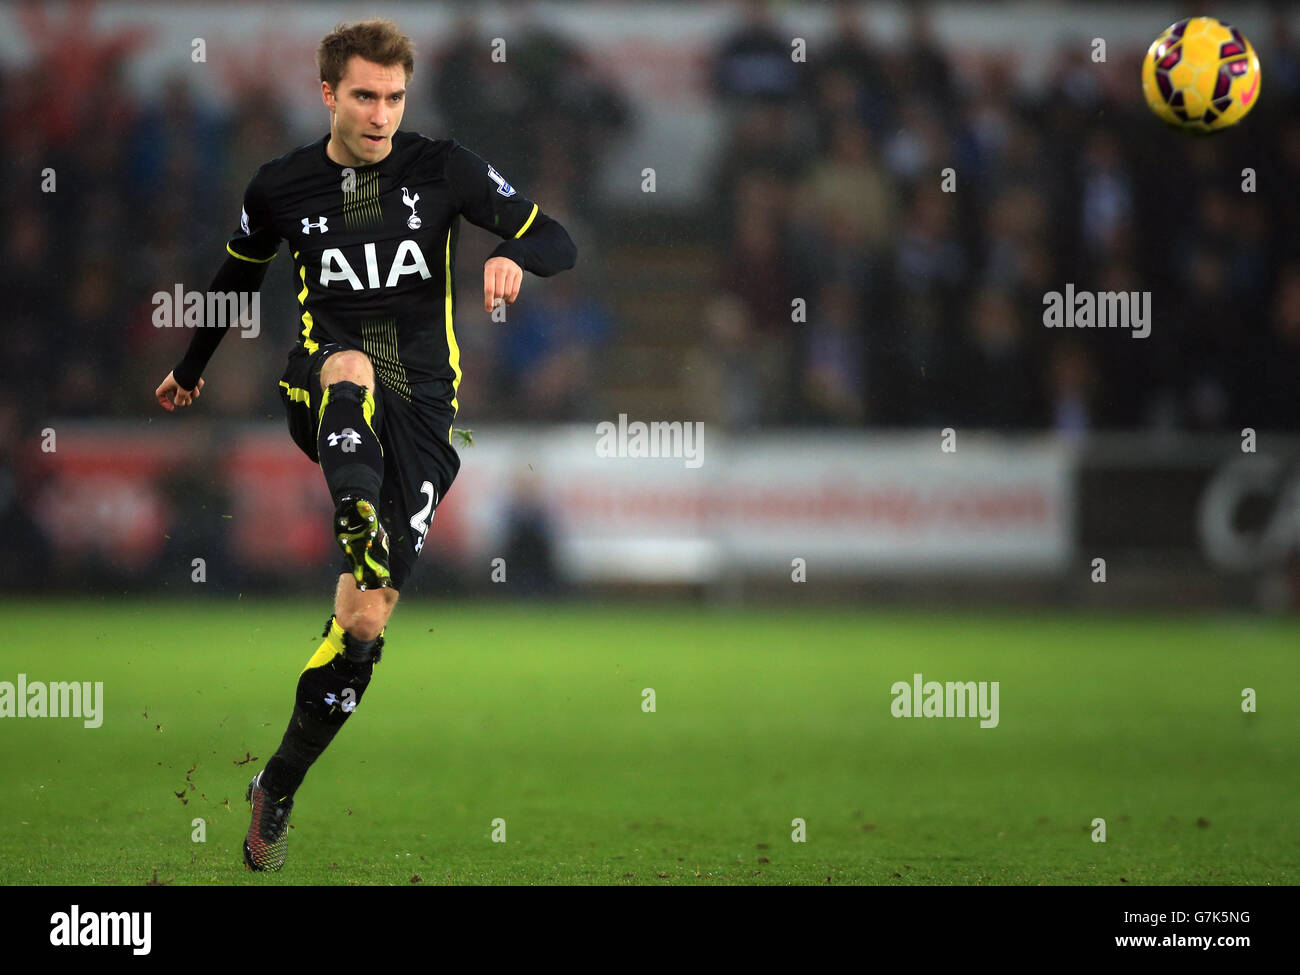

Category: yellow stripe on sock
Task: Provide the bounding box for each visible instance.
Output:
[316,384,333,443]
[361,389,376,429]
[301,617,347,674]
[316,384,382,461]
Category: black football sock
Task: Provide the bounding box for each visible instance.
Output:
[316,380,383,506]
[262,617,382,800]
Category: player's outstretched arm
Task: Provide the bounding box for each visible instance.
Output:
[156,165,282,413]
[448,142,577,314]
[152,252,272,412]
[481,212,576,312]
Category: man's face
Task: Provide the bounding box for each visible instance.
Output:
[322,55,407,167]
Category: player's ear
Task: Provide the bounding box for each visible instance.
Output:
[321,81,334,111]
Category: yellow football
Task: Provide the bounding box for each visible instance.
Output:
[1141,17,1261,134]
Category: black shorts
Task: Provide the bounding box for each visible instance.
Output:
[278,343,461,590]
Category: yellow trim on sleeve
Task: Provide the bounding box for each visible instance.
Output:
[226,242,276,263]
[513,203,539,239]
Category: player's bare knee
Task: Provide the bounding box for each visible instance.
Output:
[335,582,397,643]
[337,604,390,643]
[320,350,375,390]
[345,614,384,643]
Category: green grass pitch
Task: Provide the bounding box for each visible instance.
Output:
[1,600,1296,885]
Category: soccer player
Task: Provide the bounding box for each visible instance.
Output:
[153,19,576,871]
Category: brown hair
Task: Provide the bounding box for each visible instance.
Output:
[317,19,414,89]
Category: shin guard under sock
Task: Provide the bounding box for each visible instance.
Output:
[317,380,383,505]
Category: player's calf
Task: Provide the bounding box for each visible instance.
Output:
[251,615,385,871]
[317,380,384,507]
[317,376,391,589]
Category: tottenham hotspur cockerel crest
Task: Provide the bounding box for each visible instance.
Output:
[401,187,421,229]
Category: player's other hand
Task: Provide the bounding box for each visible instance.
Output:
[155,371,204,412]
[484,256,523,313]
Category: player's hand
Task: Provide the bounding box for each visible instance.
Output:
[484,256,523,313]
[155,371,204,412]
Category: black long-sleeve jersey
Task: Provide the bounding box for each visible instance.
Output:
[172,130,576,410]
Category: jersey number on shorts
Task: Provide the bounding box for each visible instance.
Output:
[411,480,438,555]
